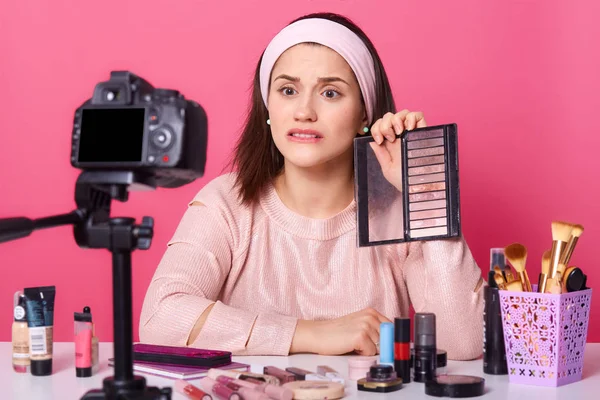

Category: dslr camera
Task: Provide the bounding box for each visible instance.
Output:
[71,71,208,188]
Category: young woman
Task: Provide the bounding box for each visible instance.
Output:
[139,12,485,360]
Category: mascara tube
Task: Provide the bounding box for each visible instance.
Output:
[394,318,411,383]
[483,270,508,375]
[413,313,436,383]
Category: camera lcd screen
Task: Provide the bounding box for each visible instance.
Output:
[78,108,145,162]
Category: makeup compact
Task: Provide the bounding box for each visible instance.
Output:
[357,364,403,393]
[354,124,460,246]
[282,381,344,400]
[563,266,588,292]
[425,375,485,398]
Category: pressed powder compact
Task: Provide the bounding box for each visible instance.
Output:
[282,381,344,400]
[425,375,485,398]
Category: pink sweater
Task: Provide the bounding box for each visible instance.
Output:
[139,173,485,360]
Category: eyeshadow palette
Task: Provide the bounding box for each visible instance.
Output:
[353,123,461,247]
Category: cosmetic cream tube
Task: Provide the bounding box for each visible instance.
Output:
[379,322,394,366]
[12,292,30,373]
[74,307,93,377]
[24,286,56,376]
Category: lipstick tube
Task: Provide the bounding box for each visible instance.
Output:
[217,377,269,400]
[216,376,292,400]
[201,377,243,400]
[285,367,313,381]
[264,366,295,383]
[208,368,279,386]
[316,366,345,384]
[394,318,411,383]
[175,379,213,400]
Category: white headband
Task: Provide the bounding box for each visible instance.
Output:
[259,18,377,124]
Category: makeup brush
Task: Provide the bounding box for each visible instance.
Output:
[494,273,507,290]
[538,250,551,293]
[504,267,516,284]
[545,278,562,294]
[493,266,505,282]
[506,280,524,292]
[557,262,566,276]
[504,243,532,292]
[549,221,573,279]
[559,224,584,266]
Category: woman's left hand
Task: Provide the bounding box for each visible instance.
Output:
[368,110,427,191]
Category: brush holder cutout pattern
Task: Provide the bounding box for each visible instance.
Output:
[498,287,592,387]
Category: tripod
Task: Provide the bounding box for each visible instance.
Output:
[0,171,172,399]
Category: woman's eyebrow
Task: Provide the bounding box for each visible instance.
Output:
[317,76,349,85]
[273,74,349,86]
[273,74,299,83]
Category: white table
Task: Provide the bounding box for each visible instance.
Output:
[2,342,600,399]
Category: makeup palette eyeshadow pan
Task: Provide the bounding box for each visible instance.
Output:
[354,123,461,247]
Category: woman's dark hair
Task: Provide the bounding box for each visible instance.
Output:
[229,12,396,205]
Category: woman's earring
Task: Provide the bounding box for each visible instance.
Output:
[363,126,369,133]
[267,119,271,125]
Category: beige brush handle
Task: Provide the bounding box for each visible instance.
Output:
[538,273,548,293]
[520,270,533,292]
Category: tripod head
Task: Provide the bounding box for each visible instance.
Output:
[0,71,208,400]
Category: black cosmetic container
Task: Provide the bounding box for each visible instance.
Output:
[483,270,508,375]
[413,313,437,383]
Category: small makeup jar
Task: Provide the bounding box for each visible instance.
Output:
[357,364,403,393]
[347,356,377,381]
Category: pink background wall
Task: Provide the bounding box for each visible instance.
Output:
[1,0,599,344]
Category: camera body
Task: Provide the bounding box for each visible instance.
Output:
[71,71,208,188]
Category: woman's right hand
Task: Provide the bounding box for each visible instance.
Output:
[290,308,392,356]
[368,110,427,192]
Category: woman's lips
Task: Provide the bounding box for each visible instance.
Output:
[287,129,323,143]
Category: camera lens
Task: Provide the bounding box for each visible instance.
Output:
[151,127,173,149]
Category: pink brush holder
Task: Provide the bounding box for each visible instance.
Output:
[498,286,592,387]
